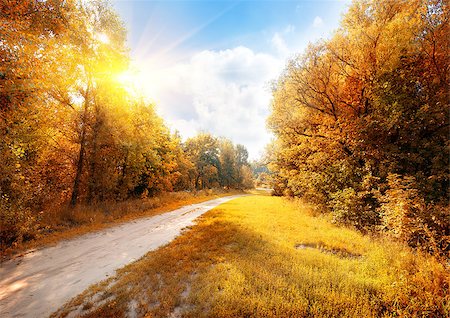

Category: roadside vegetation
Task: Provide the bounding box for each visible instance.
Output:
[52,195,449,318]
[1,189,243,260]
[268,0,449,257]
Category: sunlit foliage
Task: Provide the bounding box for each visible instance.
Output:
[268,0,449,255]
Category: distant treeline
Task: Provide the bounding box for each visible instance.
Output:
[0,1,252,247]
[268,0,449,256]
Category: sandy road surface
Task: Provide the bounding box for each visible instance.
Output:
[0,195,243,318]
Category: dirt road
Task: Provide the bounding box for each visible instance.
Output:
[0,195,243,318]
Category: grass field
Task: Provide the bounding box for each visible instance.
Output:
[53,194,449,318]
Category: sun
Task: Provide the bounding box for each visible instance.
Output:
[115,60,163,103]
[95,32,110,44]
[116,70,137,88]
[115,68,146,98]
[116,70,136,94]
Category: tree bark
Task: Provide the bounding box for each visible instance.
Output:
[70,121,86,207]
[87,106,101,204]
[70,87,90,207]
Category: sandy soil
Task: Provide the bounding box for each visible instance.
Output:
[0,195,243,318]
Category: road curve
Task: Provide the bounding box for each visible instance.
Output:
[0,195,244,318]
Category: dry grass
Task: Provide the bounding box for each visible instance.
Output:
[52,195,449,318]
[2,189,241,260]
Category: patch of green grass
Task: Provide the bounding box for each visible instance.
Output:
[52,196,449,317]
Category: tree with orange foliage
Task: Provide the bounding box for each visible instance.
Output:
[269,0,449,255]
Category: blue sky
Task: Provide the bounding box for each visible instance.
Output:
[113,0,351,159]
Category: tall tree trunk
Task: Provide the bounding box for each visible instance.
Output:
[70,121,86,207]
[70,87,90,207]
[117,148,129,200]
[86,137,98,204]
[195,173,201,190]
[87,107,101,204]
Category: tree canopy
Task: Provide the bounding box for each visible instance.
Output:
[268,0,449,255]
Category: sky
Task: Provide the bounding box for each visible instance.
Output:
[112,0,351,159]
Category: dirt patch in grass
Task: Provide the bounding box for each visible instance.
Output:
[52,196,449,318]
[295,242,363,259]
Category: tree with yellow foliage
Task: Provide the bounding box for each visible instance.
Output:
[269,0,449,255]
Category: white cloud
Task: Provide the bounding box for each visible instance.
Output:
[271,33,290,57]
[139,46,281,159]
[313,16,323,28]
[269,24,297,58]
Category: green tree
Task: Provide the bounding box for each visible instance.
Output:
[218,139,237,188]
[184,133,220,190]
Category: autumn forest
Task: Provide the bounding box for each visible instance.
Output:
[0,0,449,316]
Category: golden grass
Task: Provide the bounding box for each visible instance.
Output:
[52,195,449,318]
[2,189,241,260]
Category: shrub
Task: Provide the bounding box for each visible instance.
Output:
[0,194,39,250]
[380,174,449,256]
[330,187,380,231]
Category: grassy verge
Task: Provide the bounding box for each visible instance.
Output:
[52,195,448,318]
[1,189,242,260]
